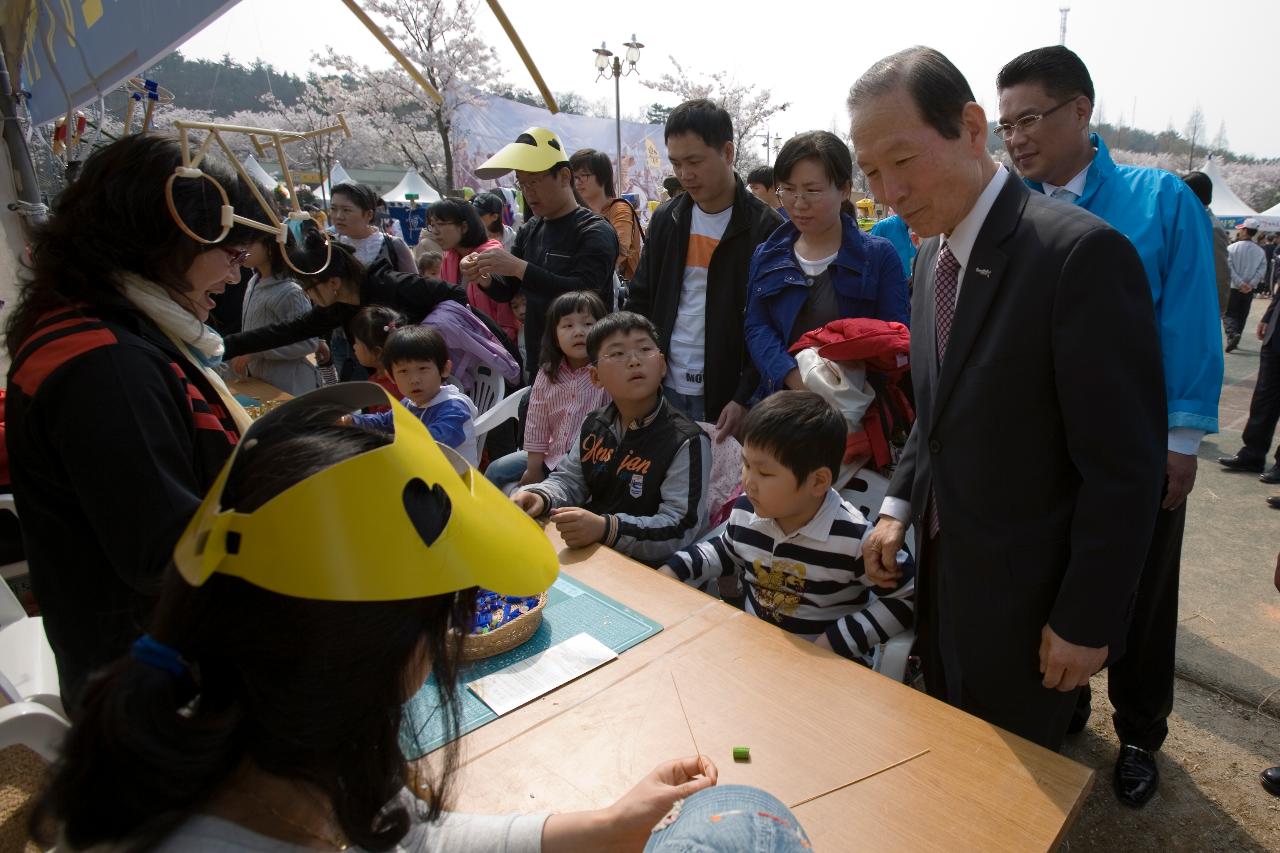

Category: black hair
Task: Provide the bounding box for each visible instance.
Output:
[471,191,505,219]
[773,131,857,217]
[349,305,406,353]
[746,166,775,188]
[996,46,1095,107]
[664,98,734,149]
[286,230,367,293]
[1183,171,1213,207]
[423,198,489,250]
[742,391,846,483]
[663,175,684,195]
[539,291,608,378]
[382,324,450,372]
[569,148,616,198]
[6,134,258,357]
[586,310,660,363]
[36,400,475,850]
[1239,228,1259,239]
[330,182,381,213]
[848,46,976,141]
[417,250,444,275]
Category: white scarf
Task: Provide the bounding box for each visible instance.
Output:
[117,273,253,434]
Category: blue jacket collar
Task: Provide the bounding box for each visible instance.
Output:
[754,212,870,280]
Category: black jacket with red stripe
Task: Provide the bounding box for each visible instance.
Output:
[5,298,239,706]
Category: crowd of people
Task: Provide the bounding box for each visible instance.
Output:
[2,38,1275,852]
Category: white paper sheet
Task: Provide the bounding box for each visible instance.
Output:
[467,632,618,716]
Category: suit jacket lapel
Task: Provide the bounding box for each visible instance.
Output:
[931,176,1027,424]
[914,237,942,395]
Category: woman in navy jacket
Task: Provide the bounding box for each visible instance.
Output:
[745,131,909,393]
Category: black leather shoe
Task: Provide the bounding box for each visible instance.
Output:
[1219,454,1265,473]
[1114,745,1159,807]
[1262,767,1280,796]
[1226,333,1241,352]
[1267,496,1280,510]
[1261,466,1280,484]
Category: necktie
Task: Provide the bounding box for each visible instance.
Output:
[1051,187,1079,203]
[928,242,961,537]
[934,241,960,366]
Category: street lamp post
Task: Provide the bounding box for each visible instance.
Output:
[593,36,643,188]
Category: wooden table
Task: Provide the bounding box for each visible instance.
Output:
[227,376,293,405]
[442,530,1094,851]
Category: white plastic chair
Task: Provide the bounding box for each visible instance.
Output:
[840,469,917,684]
[0,493,29,584]
[0,700,69,762]
[0,570,26,630]
[474,385,529,439]
[469,364,505,417]
[0,617,65,719]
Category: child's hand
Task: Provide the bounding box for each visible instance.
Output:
[512,490,546,517]
[338,414,354,425]
[656,565,679,579]
[315,340,332,365]
[229,355,250,375]
[518,466,544,487]
[550,507,606,548]
[813,633,834,651]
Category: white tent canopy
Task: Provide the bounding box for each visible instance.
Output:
[1200,157,1257,219]
[241,154,278,192]
[317,162,355,201]
[384,170,441,203]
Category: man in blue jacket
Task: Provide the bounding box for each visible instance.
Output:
[996,46,1223,808]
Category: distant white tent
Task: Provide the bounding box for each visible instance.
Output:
[317,162,355,201]
[384,170,441,203]
[1200,157,1257,220]
[241,155,278,192]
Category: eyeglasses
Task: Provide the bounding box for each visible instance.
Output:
[220,246,251,266]
[426,220,458,232]
[596,345,661,365]
[775,188,830,206]
[513,174,550,191]
[993,98,1076,139]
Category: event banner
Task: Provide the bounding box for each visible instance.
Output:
[5,0,239,127]
[453,94,669,208]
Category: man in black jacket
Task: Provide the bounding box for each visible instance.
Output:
[852,47,1165,751]
[464,127,619,373]
[626,100,782,438]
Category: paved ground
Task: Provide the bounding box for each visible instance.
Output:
[1059,296,1279,851]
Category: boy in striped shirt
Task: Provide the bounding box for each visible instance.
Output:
[661,391,915,663]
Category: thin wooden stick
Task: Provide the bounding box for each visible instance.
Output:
[670,672,701,759]
[789,748,930,808]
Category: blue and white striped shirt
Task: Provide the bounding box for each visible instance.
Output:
[666,489,915,661]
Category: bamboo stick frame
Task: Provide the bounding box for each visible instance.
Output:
[164,117,353,276]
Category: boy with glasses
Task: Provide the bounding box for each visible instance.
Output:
[462,127,619,373]
[512,311,711,565]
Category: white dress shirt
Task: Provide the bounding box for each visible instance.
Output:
[879,165,1008,525]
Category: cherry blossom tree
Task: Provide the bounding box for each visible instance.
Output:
[643,56,789,169]
[318,0,503,193]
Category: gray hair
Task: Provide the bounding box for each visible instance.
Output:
[848,46,976,141]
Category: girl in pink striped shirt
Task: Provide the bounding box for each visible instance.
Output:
[484,291,610,490]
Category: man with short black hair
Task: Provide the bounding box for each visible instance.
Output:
[626,99,783,437]
[463,127,619,372]
[996,44,1222,807]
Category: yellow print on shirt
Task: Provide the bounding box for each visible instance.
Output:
[753,558,806,621]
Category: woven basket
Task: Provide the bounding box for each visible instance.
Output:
[462,593,547,661]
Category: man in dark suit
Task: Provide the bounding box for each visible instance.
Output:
[848,46,1167,750]
[1222,299,1280,498]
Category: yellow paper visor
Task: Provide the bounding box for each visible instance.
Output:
[174,383,558,602]
[474,127,569,179]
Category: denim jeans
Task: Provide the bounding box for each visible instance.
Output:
[663,382,706,423]
[643,785,811,852]
[484,451,549,491]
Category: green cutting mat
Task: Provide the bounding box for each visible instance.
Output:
[399,575,663,759]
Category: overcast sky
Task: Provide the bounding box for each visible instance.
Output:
[180,0,1279,160]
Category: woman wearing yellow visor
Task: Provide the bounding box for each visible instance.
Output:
[34,384,736,852]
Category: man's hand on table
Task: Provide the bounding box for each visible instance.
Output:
[550,507,606,548]
[511,490,546,518]
[1039,625,1107,691]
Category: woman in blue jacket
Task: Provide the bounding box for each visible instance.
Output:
[745,131,909,393]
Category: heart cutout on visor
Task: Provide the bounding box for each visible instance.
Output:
[402,478,452,547]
